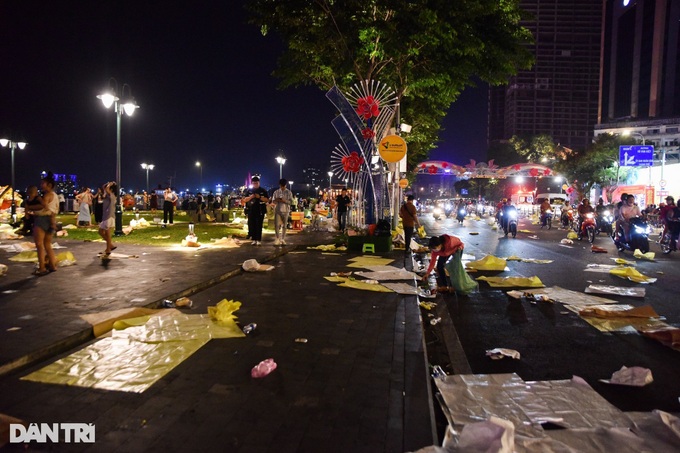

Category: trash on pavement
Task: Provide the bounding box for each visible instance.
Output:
[307,244,346,251]
[522,286,617,307]
[354,267,416,280]
[503,256,553,264]
[609,266,657,284]
[207,299,242,326]
[455,416,515,453]
[181,234,200,247]
[294,338,308,343]
[567,231,578,239]
[633,249,655,260]
[416,287,436,298]
[337,279,393,292]
[242,259,274,272]
[346,256,394,268]
[600,366,653,387]
[242,323,257,334]
[330,271,352,277]
[419,301,437,310]
[0,263,7,276]
[430,317,442,325]
[251,358,277,378]
[486,348,520,360]
[613,258,636,265]
[639,326,680,351]
[591,245,608,253]
[578,305,659,319]
[560,238,573,245]
[585,285,645,297]
[465,255,508,271]
[476,276,544,288]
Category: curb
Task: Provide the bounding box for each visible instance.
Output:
[0,245,295,378]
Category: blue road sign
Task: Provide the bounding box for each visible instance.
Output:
[619,145,654,167]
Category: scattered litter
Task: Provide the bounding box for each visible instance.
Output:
[560,238,574,245]
[307,244,346,251]
[0,263,7,276]
[294,338,308,343]
[457,417,515,453]
[207,299,242,326]
[419,301,437,310]
[330,271,352,277]
[2,289,18,294]
[503,256,553,264]
[560,311,570,315]
[610,266,657,284]
[527,235,539,239]
[476,276,544,288]
[417,288,436,298]
[466,255,508,271]
[7,327,21,332]
[354,267,416,281]
[613,258,636,265]
[151,235,171,240]
[431,365,447,380]
[242,323,257,334]
[656,271,664,275]
[567,231,578,240]
[633,249,655,261]
[160,277,170,282]
[486,348,520,360]
[242,259,274,272]
[18,315,35,320]
[600,366,653,387]
[585,285,646,297]
[251,358,277,378]
[468,232,479,235]
[519,229,532,233]
[430,317,442,326]
[591,245,608,253]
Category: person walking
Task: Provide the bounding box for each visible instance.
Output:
[98,182,118,255]
[399,194,420,254]
[243,175,269,245]
[335,187,351,232]
[76,187,92,226]
[272,178,293,246]
[163,187,178,224]
[27,172,59,276]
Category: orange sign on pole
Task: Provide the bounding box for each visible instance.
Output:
[379,135,407,163]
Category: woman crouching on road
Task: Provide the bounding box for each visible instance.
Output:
[28,172,59,276]
[422,234,477,295]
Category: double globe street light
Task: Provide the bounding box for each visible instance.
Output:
[0,137,27,219]
[98,79,138,235]
[275,155,286,179]
[141,163,154,194]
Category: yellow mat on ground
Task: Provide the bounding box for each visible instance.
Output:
[338,279,393,292]
[609,266,657,284]
[476,276,544,288]
[21,312,245,393]
[465,255,508,271]
[8,251,76,264]
[81,307,165,337]
[346,257,394,268]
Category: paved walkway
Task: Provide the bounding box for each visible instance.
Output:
[0,228,436,451]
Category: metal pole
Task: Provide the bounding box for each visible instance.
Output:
[279,163,283,180]
[145,168,150,194]
[114,103,123,236]
[10,143,16,218]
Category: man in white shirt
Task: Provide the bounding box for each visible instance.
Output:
[272,179,293,245]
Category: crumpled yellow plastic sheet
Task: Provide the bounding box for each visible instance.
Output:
[338,279,393,292]
[567,231,578,240]
[465,255,508,271]
[346,256,394,268]
[633,249,655,260]
[476,275,544,288]
[21,311,245,393]
[207,299,241,326]
[307,244,347,251]
[610,266,657,284]
[9,250,76,264]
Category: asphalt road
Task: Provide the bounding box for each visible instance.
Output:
[420,209,680,413]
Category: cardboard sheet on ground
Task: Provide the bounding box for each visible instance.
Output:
[381,282,419,295]
[640,326,680,351]
[563,304,668,333]
[21,311,245,393]
[476,275,544,288]
[465,255,508,271]
[585,285,646,297]
[80,307,169,337]
[610,266,657,284]
[337,279,393,292]
[307,244,346,251]
[346,256,394,268]
[524,286,617,307]
[354,267,416,281]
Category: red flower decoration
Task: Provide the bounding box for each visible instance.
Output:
[512,164,521,171]
[361,128,375,140]
[342,151,365,173]
[543,169,552,176]
[566,187,574,194]
[356,96,380,120]
[421,163,427,169]
[428,165,438,175]
[441,162,448,168]
[529,168,539,177]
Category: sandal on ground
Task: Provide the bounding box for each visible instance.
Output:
[33,269,49,276]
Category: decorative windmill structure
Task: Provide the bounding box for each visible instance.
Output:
[326,80,400,227]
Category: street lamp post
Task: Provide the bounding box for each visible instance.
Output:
[276,155,286,179]
[0,137,27,219]
[141,163,154,194]
[98,79,138,236]
[195,161,202,190]
[327,171,334,193]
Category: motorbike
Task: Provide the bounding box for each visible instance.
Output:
[577,212,597,243]
[432,207,443,220]
[456,207,466,224]
[501,209,518,238]
[613,217,651,253]
[659,221,680,254]
[561,207,574,229]
[540,209,553,229]
[596,209,614,237]
[444,203,454,218]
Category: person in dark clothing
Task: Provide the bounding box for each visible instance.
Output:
[399,195,420,254]
[335,187,351,231]
[243,176,269,245]
[18,185,42,236]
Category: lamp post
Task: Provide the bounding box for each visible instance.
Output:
[98,79,138,236]
[0,137,27,219]
[141,163,154,194]
[276,155,286,179]
[327,171,334,193]
[195,161,202,190]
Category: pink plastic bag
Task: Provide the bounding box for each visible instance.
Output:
[251,358,277,378]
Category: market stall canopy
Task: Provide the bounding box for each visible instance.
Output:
[415,159,554,179]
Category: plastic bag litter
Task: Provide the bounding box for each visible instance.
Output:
[600,366,653,387]
[417,225,426,238]
[476,276,544,288]
[560,238,574,245]
[242,259,274,272]
[486,348,520,360]
[633,249,655,260]
[609,266,657,284]
[0,263,7,276]
[454,416,515,453]
[251,358,277,378]
[207,299,242,326]
[466,255,507,271]
[567,231,578,239]
[445,250,479,295]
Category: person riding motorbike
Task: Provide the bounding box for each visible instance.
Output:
[539,198,551,227]
[500,200,517,235]
[576,198,594,234]
[619,194,641,242]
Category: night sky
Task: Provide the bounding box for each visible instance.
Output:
[1,1,487,194]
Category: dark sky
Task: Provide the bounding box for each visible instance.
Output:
[1,1,487,193]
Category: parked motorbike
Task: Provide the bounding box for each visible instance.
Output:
[613,217,651,253]
[577,212,597,243]
[456,207,466,224]
[540,209,553,229]
[660,221,680,255]
[596,209,614,237]
[432,207,442,220]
